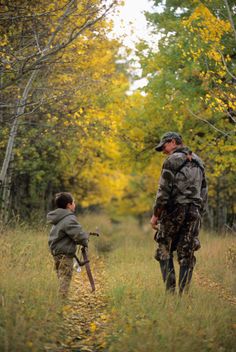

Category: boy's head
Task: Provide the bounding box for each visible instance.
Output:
[55,192,75,212]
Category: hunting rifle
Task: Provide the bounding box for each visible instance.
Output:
[74,232,99,292]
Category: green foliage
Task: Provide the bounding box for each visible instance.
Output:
[122,0,236,229]
[1,0,235,230]
[0,0,130,218]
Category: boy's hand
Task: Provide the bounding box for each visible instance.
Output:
[89,232,100,237]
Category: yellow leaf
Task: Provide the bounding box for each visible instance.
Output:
[90,322,97,332]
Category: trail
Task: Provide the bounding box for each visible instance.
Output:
[45,258,110,352]
[43,256,236,352]
[195,270,236,306]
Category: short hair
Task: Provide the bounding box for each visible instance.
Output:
[55,192,73,209]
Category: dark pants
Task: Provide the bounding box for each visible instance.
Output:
[155,204,201,292]
[155,204,201,267]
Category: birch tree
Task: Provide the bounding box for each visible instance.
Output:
[0,0,117,221]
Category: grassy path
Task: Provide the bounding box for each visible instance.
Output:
[51,230,236,352]
[1,221,234,351]
[45,257,109,352]
[195,270,236,306]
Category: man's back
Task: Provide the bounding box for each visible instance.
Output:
[154,146,207,213]
[166,147,207,209]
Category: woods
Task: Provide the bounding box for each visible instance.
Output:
[0,0,128,221]
[127,0,236,231]
[0,0,235,230]
[0,1,236,351]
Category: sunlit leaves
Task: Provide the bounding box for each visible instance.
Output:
[128,0,236,227]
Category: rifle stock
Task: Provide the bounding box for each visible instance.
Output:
[81,247,96,292]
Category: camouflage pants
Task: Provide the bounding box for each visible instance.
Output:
[155,204,201,267]
[53,254,74,298]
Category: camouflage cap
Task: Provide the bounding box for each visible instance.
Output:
[155,131,182,152]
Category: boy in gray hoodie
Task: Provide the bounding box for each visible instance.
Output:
[47,192,89,298]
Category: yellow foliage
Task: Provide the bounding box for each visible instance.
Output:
[184,4,231,42]
[182,4,231,63]
[90,322,97,332]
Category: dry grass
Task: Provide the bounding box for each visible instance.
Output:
[0,225,63,352]
[104,218,236,352]
[197,232,236,294]
[0,216,235,352]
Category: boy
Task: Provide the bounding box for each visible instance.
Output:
[47,192,89,298]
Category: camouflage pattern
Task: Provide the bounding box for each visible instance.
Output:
[153,147,208,216]
[155,131,182,151]
[53,254,74,298]
[154,204,201,267]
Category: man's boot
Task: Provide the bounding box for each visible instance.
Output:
[159,258,176,293]
[166,257,176,292]
[179,265,193,294]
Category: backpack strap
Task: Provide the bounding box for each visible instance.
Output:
[174,150,204,175]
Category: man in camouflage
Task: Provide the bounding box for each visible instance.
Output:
[150,132,208,294]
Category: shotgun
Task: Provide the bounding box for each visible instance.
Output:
[74,231,99,292]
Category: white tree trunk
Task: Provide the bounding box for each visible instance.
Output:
[0,69,38,185]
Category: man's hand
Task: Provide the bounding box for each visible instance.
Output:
[150,215,159,230]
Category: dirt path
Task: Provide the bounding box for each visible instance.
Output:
[195,270,236,306]
[44,259,235,351]
[45,258,110,352]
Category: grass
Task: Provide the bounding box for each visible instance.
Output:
[0,213,115,352]
[197,232,236,294]
[0,224,63,352]
[0,215,235,352]
[103,218,236,352]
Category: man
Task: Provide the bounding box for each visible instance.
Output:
[150,132,207,294]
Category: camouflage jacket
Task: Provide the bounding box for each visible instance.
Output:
[153,147,208,216]
[47,208,88,256]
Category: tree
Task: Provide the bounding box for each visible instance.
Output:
[0,0,119,221]
[123,0,236,230]
[1,0,133,221]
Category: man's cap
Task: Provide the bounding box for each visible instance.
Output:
[155,132,182,152]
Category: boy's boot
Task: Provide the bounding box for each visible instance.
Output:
[159,258,176,293]
[179,265,193,295]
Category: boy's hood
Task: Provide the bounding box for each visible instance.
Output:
[47,208,73,225]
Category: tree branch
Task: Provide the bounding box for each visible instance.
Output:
[218,50,236,80]
[187,108,230,136]
[223,0,236,43]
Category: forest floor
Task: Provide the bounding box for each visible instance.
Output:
[194,270,236,307]
[1,220,235,352]
[47,256,236,352]
[44,257,110,352]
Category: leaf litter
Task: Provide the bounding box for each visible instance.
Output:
[195,270,236,306]
[45,257,110,352]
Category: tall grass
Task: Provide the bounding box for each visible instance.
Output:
[0,213,119,352]
[197,232,236,294]
[0,225,63,352]
[0,215,235,352]
[104,218,236,352]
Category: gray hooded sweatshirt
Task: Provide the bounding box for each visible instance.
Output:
[47,208,88,256]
